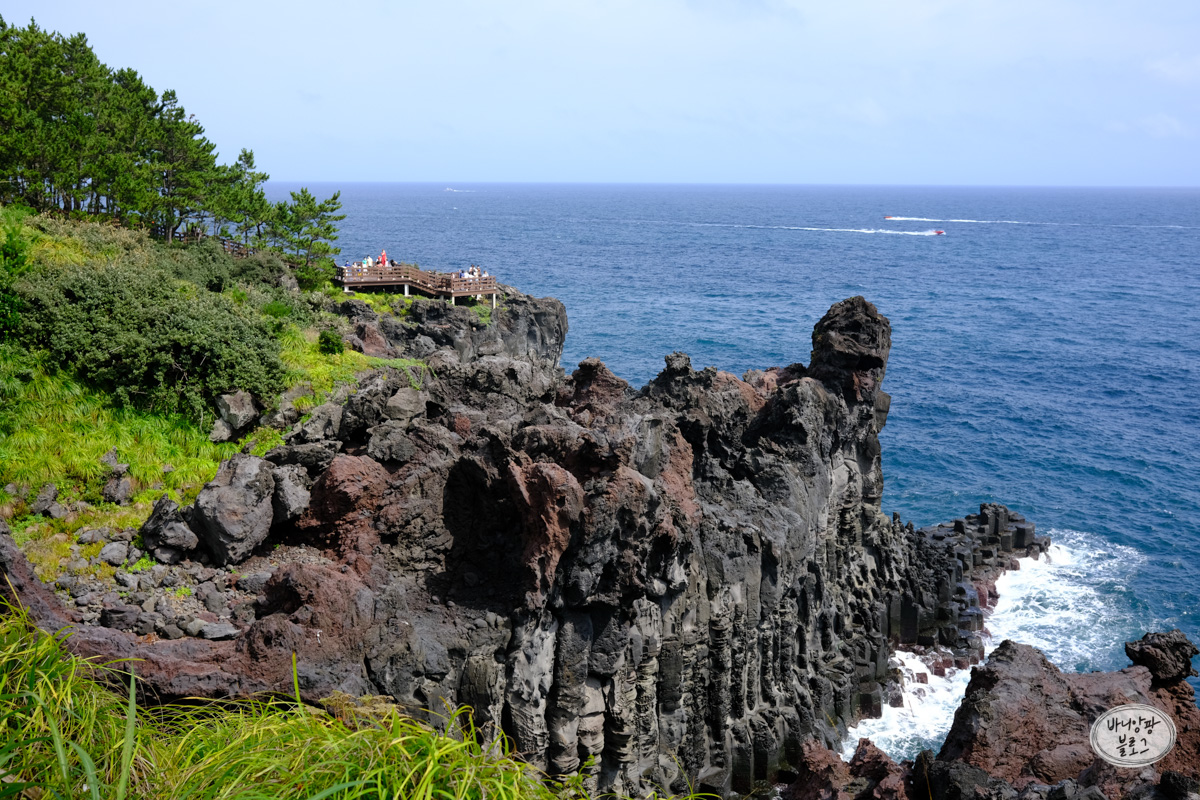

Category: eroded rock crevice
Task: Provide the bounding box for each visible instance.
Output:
[1,290,1111,798]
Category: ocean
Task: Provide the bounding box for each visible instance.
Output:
[269,182,1200,758]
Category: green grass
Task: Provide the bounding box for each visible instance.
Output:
[0,343,243,580]
[0,604,709,800]
[342,291,414,318]
[277,324,429,402]
[468,303,493,326]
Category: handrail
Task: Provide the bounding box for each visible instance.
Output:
[334,263,497,296]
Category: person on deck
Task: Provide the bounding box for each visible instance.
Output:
[381,249,388,267]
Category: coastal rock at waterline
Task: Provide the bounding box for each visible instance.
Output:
[938,632,1200,798]
[1125,629,1200,685]
[0,289,1050,797]
[192,454,276,565]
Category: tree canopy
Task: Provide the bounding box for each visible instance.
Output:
[0,16,342,270]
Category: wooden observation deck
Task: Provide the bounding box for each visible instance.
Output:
[334,263,498,307]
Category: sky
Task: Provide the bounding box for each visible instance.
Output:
[5,1,1199,185]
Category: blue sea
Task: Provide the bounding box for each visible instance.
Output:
[270,182,1200,755]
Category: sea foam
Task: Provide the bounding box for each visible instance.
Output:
[841,529,1146,761]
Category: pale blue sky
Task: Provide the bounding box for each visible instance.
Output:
[6,1,1199,185]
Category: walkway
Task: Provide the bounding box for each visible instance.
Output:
[333,263,498,307]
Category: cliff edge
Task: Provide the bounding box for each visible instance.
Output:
[1,291,1049,797]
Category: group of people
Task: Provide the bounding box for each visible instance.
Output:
[354,249,391,270]
[456,265,490,280]
[339,252,490,281]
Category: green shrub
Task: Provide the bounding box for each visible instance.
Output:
[16,261,286,420]
[318,328,344,355]
[262,300,293,319]
[159,239,288,294]
[295,258,336,292]
[0,222,31,337]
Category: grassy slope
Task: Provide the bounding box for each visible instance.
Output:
[0,212,421,583]
[0,605,611,800]
[0,215,694,800]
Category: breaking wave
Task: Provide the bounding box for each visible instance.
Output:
[841,529,1146,761]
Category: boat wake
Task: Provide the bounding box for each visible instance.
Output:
[884,216,1195,229]
[689,222,945,236]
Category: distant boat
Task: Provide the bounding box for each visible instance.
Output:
[885,216,894,219]
[934,230,945,235]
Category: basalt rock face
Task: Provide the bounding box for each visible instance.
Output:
[2,292,1040,797]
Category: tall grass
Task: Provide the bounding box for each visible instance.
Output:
[0,344,238,497]
[277,324,429,404]
[0,603,702,800]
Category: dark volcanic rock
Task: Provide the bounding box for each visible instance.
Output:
[30,483,58,515]
[1125,629,1200,684]
[140,495,200,563]
[264,441,343,476]
[271,464,311,524]
[938,632,1200,798]
[102,475,133,505]
[192,454,276,565]
[217,390,258,432]
[366,421,417,463]
[100,604,140,630]
[0,291,1059,797]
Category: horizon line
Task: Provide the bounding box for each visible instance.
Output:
[265,180,1200,191]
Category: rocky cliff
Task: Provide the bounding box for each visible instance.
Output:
[785,630,1200,800]
[1,288,1049,797]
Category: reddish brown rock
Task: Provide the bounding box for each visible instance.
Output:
[783,739,854,800]
[847,739,910,799]
[355,320,394,358]
[939,635,1200,797]
[562,357,629,420]
[505,457,584,607]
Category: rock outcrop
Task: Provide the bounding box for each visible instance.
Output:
[0,289,1057,797]
[785,630,1200,800]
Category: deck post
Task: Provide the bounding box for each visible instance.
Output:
[491,293,496,309]
[403,284,409,297]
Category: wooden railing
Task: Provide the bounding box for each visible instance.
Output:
[149,225,259,258]
[335,263,497,297]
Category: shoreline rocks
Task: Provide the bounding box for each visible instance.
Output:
[0,286,1173,798]
[785,629,1200,800]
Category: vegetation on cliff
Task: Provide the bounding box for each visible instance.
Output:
[0,603,605,800]
[0,207,419,583]
[0,16,345,286]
